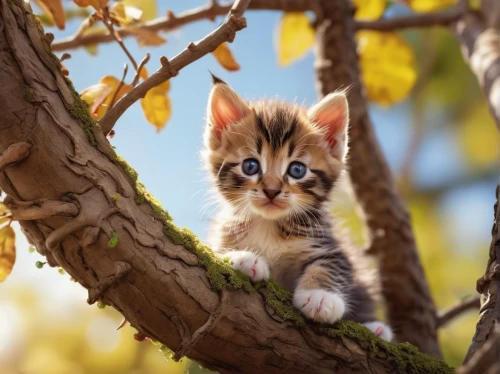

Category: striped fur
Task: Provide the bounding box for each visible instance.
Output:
[202,79,380,325]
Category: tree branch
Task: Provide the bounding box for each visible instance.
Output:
[452,9,500,364]
[437,296,481,328]
[52,0,318,52]
[457,325,500,374]
[0,0,454,372]
[98,0,250,134]
[314,0,442,357]
[355,2,467,31]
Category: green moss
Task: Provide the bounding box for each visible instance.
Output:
[258,278,304,326]
[319,321,453,374]
[64,77,98,146]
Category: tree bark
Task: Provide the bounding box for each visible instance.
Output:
[0,1,453,373]
[313,0,441,357]
[453,9,500,364]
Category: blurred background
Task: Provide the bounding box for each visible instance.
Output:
[1,0,498,372]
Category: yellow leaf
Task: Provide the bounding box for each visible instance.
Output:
[212,43,240,72]
[73,0,109,11]
[33,0,65,30]
[122,0,157,21]
[277,13,315,67]
[353,0,386,20]
[81,76,132,120]
[140,81,171,131]
[459,103,500,167]
[0,203,10,217]
[127,27,167,47]
[0,225,16,282]
[80,83,113,115]
[357,31,417,106]
[405,0,459,12]
[84,45,98,56]
[110,3,143,25]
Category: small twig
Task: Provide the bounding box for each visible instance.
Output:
[52,0,317,52]
[102,8,138,71]
[131,53,150,87]
[355,2,467,31]
[173,290,227,361]
[59,53,71,63]
[0,142,30,172]
[8,199,79,221]
[109,63,128,109]
[73,14,98,41]
[437,296,481,328]
[99,0,250,135]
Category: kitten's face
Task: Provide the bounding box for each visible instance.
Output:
[203,79,349,221]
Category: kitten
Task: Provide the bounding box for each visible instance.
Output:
[202,76,392,341]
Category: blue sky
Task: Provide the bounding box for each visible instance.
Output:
[2,0,497,314]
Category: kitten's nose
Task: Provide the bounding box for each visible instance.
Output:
[263,189,281,200]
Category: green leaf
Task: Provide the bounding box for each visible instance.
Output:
[108,232,119,248]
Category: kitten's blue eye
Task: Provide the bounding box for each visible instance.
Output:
[242,158,260,176]
[287,162,307,179]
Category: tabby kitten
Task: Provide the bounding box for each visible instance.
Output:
[203,76,392,340]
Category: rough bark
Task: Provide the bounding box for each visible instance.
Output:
[454,11,500,364]
[0,1,452,373]
[313,0,441,357]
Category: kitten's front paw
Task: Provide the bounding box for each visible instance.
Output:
[363,321,393,341]
[293,289,346,324]
[225,251,270,281]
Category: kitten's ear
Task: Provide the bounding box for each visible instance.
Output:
[206,78,250,140]
[307,92,349,160]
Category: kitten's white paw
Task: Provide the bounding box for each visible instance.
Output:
[225,251,270,281]
[293,289,345,324]
[363,321,393,341]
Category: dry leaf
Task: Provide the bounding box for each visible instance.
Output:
[73,0,109,11]
[357,31,417,106]
[277,13,315,67]
[0,225,16,282]
[353,0,386,20]
[128,27,167,47]
[139,66,149,80]
[140,80,171,131]
[403,0,459,12]
[33,0,65,30]
[212,43,240,71]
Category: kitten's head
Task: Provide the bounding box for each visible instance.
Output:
[203,76,349,220]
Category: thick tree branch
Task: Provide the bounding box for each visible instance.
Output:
[99,0,250,134]
[314,0,441,357]
[457,325,500,374]
[355,2,467,31]
[437,296,481,328]
[52,0,318,52]
[0,0,452,373]
[452,9,500,364]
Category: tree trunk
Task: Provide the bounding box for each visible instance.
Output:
[453,9,500,364]
[0,0,452,373]
[313,0,441,357]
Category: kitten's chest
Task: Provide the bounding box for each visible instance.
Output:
[239,221,312,290]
